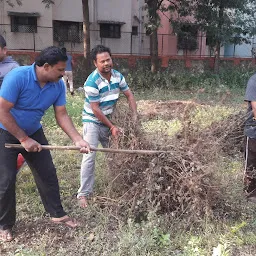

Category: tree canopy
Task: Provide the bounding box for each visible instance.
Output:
[145,0,256,72]
[172,0,256,71]
[173,0,256,46]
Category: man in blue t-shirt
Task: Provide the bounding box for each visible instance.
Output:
[61,47,74,95]
[0,46,90,242]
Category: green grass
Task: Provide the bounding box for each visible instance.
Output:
[191,105,234,129]
[133,87,245,107]
[141,119,182,137]
[2,79,256,255]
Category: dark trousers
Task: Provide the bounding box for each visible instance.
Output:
[0,128,66,230]
[244,136,256,196]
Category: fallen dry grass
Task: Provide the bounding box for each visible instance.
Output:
[105,99,246,224]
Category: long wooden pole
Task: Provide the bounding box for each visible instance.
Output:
[5,143,171,155]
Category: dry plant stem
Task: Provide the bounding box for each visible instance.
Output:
[106,173,123,197]
[117,187,135,200]
[99,101,246,222]
[94,196,118,202]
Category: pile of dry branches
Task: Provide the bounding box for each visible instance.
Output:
[104,100,245,221]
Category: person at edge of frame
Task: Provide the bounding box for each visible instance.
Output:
[0,34,26,172]
[244,71,256,203]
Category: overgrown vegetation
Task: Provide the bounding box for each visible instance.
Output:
[1,70,256,255]
[126,65,255,91]
[172,0,256,72]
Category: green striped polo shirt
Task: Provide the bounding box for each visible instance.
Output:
[82,69,129,124]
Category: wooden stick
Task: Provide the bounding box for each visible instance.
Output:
[5,143,171,155]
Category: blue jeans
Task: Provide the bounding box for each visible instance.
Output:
[77,123,110,197]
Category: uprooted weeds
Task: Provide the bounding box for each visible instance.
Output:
[103,100,245,222]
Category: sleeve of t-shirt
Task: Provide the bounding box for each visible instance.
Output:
[53,79,67,106]
[245,76,256,102]
[11,62,19,70]
[84,79,100,102]
[0,70,21,104]
[119,73,129,92]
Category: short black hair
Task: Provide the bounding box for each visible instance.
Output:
[61,47,67,54]
[91,45,111,61]
[35,46,68,66]
[0,35,6,48]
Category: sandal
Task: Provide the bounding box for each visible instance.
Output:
[77,196,88,208]
[0,229,13,242]
[51,216,79,228]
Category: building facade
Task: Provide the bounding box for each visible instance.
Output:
[157,0,226,57]
[0,0,150,55]
[0,0,53,51]
[1,0,252,58]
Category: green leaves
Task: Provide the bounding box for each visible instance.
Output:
[175,0,256,46]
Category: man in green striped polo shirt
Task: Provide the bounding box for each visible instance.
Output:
[77,45,137,208]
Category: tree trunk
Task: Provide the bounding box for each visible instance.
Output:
[82,0,91,75]
[146,0,162,73]
[214,40,220,73]
[150,30,158,73]
[214,5,224,74]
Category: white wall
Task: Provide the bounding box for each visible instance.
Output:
[96,0,132,32]
[0,0,150,54]
[131,0,150,55]
[52,0,83,22]
[0,0,53,50]
[89,0,132,54]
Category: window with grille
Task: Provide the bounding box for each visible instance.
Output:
[100,24,121,38]
[53,20,83,43]
[11,16,37,33]
[132,26,138,36]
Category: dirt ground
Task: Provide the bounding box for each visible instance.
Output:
[137,100,201,120]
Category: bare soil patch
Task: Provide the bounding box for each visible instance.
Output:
[138,100,202,121]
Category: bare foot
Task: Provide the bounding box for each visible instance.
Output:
[0,229,13,242]
[78,196,88,208]
[51,215,79,228]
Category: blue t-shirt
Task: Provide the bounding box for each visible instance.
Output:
[65,55,72,71]
[0,63,66,135]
